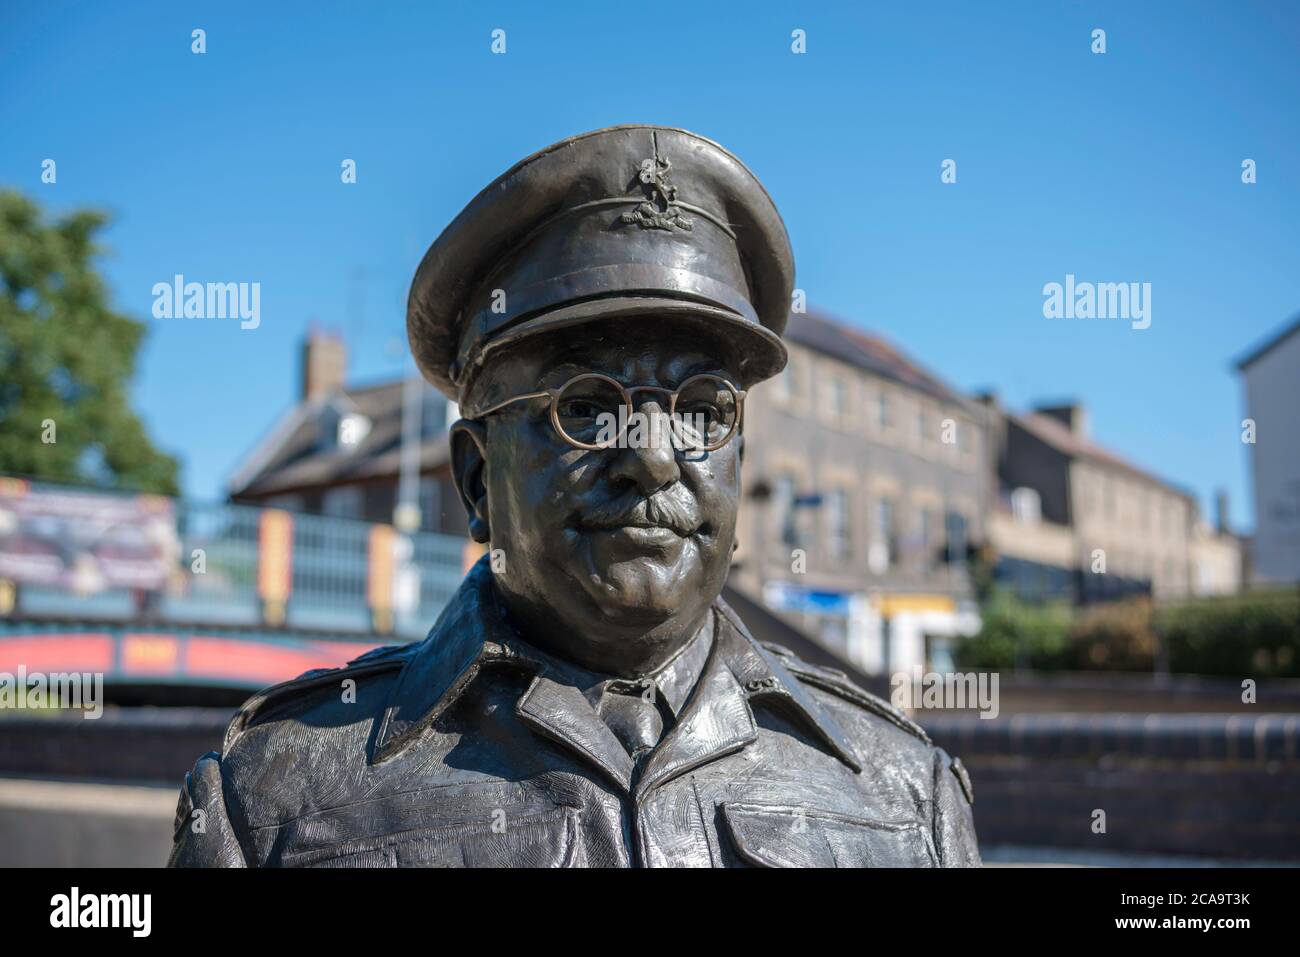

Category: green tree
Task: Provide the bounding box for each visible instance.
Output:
[955,587,1073,670]
[0,191,179,494]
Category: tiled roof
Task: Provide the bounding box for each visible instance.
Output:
[785,311,970,407]
[230,379,450,497]
[1011,409,1195,502]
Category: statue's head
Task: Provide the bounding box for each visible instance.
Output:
[408,126,793,676]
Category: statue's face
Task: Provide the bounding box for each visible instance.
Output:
[458,323,747,676]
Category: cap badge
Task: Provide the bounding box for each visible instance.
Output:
[621,156,694,232]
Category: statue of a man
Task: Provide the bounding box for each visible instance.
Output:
[169,126,980,867]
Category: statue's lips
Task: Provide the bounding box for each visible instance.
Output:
[574,491,704,546]
[591,524,685,547]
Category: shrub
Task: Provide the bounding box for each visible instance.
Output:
[1157,588,1300,678]
[1063,597,1157,671]
[955,588,1072,670]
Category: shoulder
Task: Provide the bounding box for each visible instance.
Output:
[762,642,976,809]
[220,640,415,756]
[762,641,933,747]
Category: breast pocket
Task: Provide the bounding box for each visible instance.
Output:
[280,804,581,868]
[721,802,937,868]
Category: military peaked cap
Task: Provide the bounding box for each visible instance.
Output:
[406,125,795,403]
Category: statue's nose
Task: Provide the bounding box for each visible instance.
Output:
[608,400,680,495]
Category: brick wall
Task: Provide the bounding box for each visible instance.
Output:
[926,713,1300,861]
[3,708,1297,862]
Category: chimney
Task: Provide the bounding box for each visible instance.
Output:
[1215,488,1231,535]
[301,327,346,402]
[1034,401,1089,437]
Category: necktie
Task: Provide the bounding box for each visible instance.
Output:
[596,678,664,758]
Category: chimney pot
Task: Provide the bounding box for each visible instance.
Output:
[302,330,346,401]
[1034,401,1088,437]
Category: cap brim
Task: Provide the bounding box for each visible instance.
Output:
[462,296,788,400]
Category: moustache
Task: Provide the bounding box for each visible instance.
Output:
[578,486,703,537]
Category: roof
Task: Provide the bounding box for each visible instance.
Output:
[1235,312,1300,370]
[785,311,971,408]
[229,379,450,498]
[1009,408,1196,502]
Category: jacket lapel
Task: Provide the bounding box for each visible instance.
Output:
[515,673,634,794]
[713,596,863,773]
[372,557,861,789]
[636,616,759,796]
[371,556,539,764]
[372,556,634,793]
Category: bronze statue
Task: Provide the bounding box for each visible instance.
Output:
[168,126,981,867]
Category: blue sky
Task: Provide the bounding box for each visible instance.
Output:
[2,1,1296,531]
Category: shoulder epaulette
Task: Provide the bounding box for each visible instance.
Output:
[762,642,932,746]
[221,641,415,755]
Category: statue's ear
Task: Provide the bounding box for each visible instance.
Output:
[450,419,490,543]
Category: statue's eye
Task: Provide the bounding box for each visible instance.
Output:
[678,401,722,425]
[558,400,601,421]
[555,378,625,436]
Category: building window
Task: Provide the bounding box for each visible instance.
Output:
[915,406,927,442]
[919,509,934,570]
[826,488,850,559]
[420,387,449,439]
[870,497,895,573]
[1011,487,1041,524]
[769,358,790,403]
[876,390,890,431]
[945,511,969,565]
[418,476,441,532]
[827,377,847,420]
[1080,477,1096,517]
[321,486,363,520]
[775,475,798,549]
[779,354,803,407]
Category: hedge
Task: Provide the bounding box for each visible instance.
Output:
[955,587,1300,678]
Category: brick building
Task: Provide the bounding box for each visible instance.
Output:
[228,330,466,539]
[982,396,1241,602]
[730,311,986,676]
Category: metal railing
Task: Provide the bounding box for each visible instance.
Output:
[1,479,467,639]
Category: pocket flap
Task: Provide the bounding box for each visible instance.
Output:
[721,802,936,868]
[280,805,580,868]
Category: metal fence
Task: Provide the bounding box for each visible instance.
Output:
[2,482,467,639]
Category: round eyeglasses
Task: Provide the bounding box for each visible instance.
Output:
[472,372,746,452]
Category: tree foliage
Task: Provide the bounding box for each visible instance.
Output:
[0,191,179,494]
[955,587,1073,670]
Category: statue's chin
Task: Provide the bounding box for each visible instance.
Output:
[578,552,700,624]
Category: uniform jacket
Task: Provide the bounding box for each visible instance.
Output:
[168,557,980,868]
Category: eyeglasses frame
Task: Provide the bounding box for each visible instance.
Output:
[471,372,747,452]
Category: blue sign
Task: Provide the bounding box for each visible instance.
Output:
[764,582,853,616]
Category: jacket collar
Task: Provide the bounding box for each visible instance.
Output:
[370,556,862,788]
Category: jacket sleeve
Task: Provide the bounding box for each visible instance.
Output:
[167,751,249,867]
[932,747,981,867]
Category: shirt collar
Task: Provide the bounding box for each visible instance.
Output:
[370,556,862,780]
[647,615,714,716]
